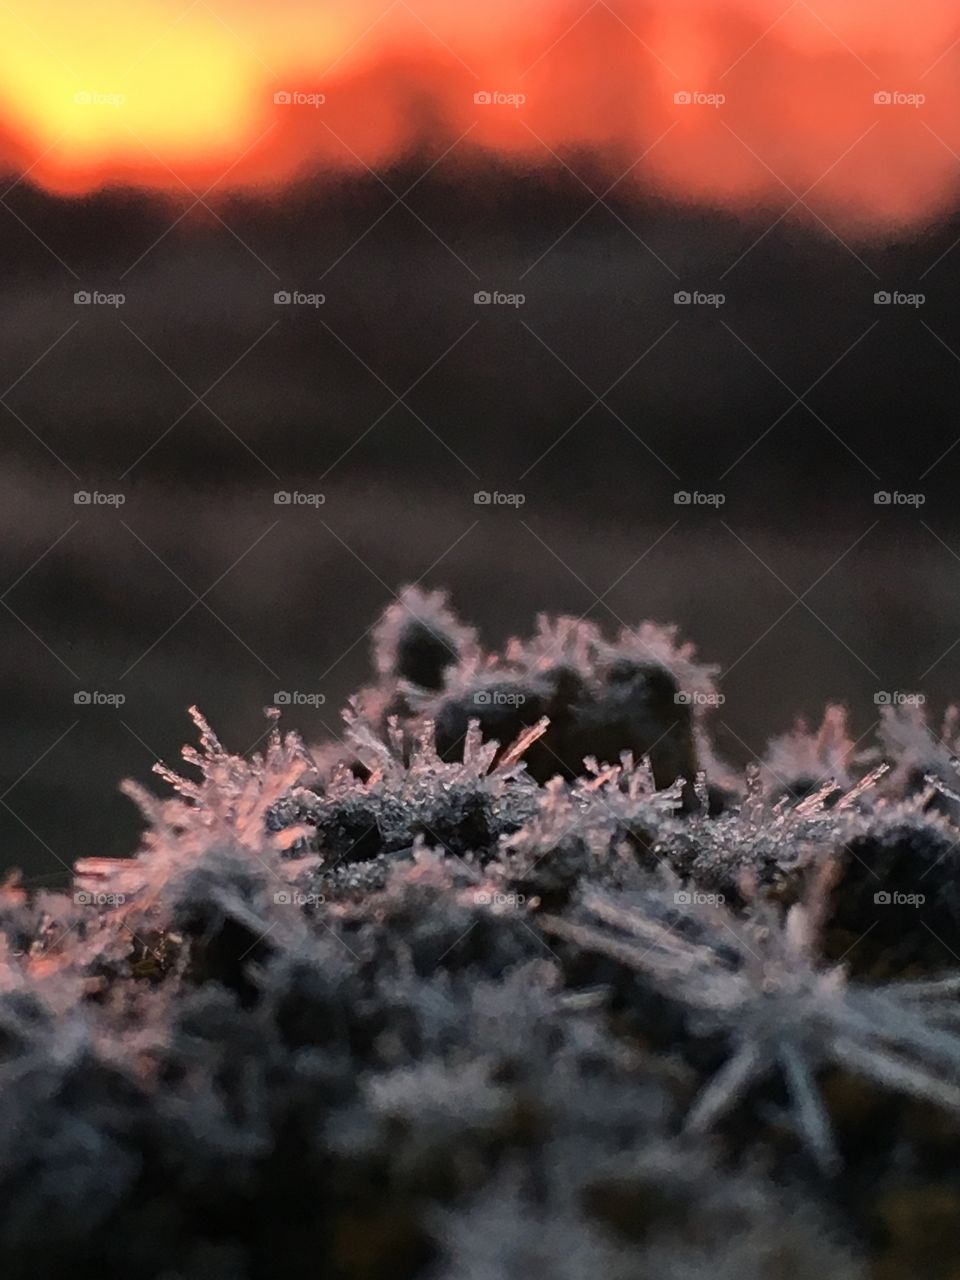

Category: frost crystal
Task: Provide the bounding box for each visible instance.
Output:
[0,597,957,1279]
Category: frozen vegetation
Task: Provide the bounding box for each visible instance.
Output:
[2,588,960,1278]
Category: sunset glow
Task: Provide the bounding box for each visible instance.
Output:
[3,0,960,227]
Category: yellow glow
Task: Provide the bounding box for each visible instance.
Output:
[0,1,341,172]
[0,0,958,227]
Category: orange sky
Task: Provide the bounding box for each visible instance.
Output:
[3,0,960,229]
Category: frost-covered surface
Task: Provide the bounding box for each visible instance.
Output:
[4,591,960,1278]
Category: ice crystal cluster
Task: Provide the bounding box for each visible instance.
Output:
[3,588,960,1279]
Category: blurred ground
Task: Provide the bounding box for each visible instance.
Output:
[1,157,958,873]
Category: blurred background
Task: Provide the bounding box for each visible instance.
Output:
[1,0,960,874]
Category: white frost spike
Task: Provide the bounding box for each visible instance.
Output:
[499,716,550,769]
[927,772,960,806]
[541,875,960,1171]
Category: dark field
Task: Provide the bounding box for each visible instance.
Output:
[1,156,959,872]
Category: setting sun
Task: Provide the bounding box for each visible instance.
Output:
[2,1,960,222]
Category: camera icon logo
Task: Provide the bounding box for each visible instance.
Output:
[74,91,92,106]
[74,890,92,904]
[674,490,692,504]
[874,91,892,105]
[474,291,492,305]
[674,291,692,304]
[274,691,292,705]
[74,691,92,705]
[274,91,292,105]
[74,291,91,305]
[474,491,492,505]
[674,890,692,905]
[874,291,892,305]
[274,291,292,305]
[74,491,92,505]
[874,891,892,904]
[474,91,492,105]
[874,691,892,705]
[274,891,292,904]
[674,691,693,705]
[474,691,492,705]
[874,491,892,505]
[674,91,692,105]
[274,491,292,505]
